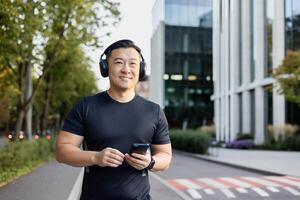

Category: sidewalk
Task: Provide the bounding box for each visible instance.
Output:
[192,147,300,177]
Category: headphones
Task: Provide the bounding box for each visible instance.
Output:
[99,50,146,81]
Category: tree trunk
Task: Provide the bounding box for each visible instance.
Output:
[25,62,33,140]
[15,109,25,137]
[41,74,53,135]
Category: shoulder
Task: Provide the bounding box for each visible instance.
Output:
[80,91,106,104]
[135,95,161,110]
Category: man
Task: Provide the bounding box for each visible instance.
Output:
[55,39,172,200]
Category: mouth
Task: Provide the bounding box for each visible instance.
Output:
[119,76,132,81]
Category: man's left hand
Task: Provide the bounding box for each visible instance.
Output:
[125,151,151,170]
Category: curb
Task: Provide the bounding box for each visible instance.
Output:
[173,149,284,176]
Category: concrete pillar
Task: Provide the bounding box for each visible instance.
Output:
[273,0,285,128]
[241,0,251,134]
[229,0,240,140]
[253,0,266,144]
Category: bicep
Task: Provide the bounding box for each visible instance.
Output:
[56,130,84,148]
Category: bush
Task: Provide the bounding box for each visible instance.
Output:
[170,129,211,154]
[0,138,55,185]
[257,134,300,151]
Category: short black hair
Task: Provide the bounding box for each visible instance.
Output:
[104,39,142,59]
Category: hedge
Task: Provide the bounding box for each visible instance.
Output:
[170,129,211,154]
[0,138,55,186]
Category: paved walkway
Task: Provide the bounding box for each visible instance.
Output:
[0,160,81,200]
[194,147,300,177]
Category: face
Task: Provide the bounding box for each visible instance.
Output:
[107,47,140,91]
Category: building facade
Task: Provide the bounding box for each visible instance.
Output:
[213,0,300,144]
[151,0,213,128]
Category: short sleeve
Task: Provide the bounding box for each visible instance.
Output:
[61,98,85,136]
[152,106,170,144]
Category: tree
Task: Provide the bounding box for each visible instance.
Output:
[0,0,120,138]
[273,51,300,106]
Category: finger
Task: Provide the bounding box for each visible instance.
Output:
[110,153,124,162]
[131,153,146,160]
[107,157,123,165]
[109,148,125,158]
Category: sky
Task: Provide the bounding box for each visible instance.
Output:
[86,0,155,91]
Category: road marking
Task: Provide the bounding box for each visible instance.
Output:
[265,176,300,187]
[267,186,280,192]
[236,177,264,187]
[286,176,300,182]
[151,173,192,200]
[176,179,202,189]
[236,187,248,193]
[204,189,214,195]
[220,188,236,198]
[167,179,188,190]
[214,177,240,188]
[67,168,83,200]
[220,177,252,188]
[283,186,300,196]
[198,178,228,188]
[251,187,269,197]
[242,176,282,187]
[187,189,202,199]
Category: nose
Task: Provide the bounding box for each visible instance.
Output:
[121,62,131,73]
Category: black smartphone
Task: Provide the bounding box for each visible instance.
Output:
[130,143,150,155]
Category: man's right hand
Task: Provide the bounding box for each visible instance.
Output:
[91,147,125,167]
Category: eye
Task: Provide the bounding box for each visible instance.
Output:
[115,61,123,64]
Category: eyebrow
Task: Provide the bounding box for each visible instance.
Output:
[113,57,139,61]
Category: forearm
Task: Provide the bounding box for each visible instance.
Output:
[151,152,171,172]
[55,144,96,167]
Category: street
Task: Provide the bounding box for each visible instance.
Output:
[156,150,300,200]
[1,150,300,200]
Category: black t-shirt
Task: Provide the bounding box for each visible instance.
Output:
[62,91,170,200]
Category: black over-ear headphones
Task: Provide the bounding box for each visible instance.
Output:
[99,50,146,81]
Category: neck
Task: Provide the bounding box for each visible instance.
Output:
[107,88,135,103]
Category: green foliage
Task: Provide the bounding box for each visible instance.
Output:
[170,129,211,154]
[0,138,56,185]
[256,135,300,151]
[273,51,300,106]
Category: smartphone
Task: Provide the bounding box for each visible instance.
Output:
[130,143,150,155]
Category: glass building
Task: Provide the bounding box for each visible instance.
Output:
[150,0,213,128]
[213,0,300,144]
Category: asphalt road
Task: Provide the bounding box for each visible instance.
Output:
[155,150,300,200]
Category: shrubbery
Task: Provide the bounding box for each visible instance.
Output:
[0,138,55,185]
[256,135,300,151]
[170,129,211,154]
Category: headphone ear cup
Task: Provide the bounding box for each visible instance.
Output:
[99,59,109,77]
[139,61,146,81]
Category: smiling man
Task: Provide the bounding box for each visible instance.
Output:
[55,39,172,200]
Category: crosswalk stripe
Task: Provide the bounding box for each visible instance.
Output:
[220,188,236,198]
[236,177,264,187]
[220,177,252,188]
[283,186,300,196]
[187,189,202,199]
[214,177,240,188]
[204,189,214,195]
[197,178,228,188]
[265,176,300,187]
[236,187,248,193]
[176,179,202,189]
[267,186,280,192]
[243,177,282,187]
[167,180,188,190]
[285,176,300,183]
[251,187,269,197]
